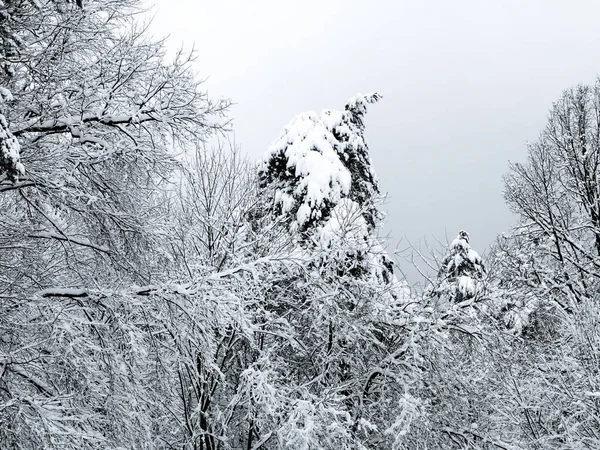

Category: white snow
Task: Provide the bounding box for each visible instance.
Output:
[0,87,13,102]
[438,231,485,302]
[467,248,482,265]
[264,110,352,228]
[0,113,24,179]
[274,191,295,213]
[319,199,367,248]
[39,288,88,297]
[451,237,469,251]
[261,93,381,229]
[457,275,476,298]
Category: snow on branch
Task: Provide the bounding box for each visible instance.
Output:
[38,288,89,298]
[0,113,24,182]
[29,232,111,254]
[260,93,381,231]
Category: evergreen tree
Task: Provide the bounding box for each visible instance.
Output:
[225,94,419,449]
[257,93,396,285]
[434,230,484,302]
[258,93,382,234]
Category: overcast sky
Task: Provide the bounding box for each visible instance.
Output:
[147,0,600,283]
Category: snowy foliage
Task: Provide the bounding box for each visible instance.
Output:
[255,93,402,293]
[0,2,229,447]
[413,80,600,450]
[259,93,381,232]
[433,230,484,302]
[317,198,401,292]
[0,113,23,181]
[4,1,600,448]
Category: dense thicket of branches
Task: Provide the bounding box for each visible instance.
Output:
[1,1,600,449]
[405,82,600,449]
[0,1,233,447]
[0,2,416,448]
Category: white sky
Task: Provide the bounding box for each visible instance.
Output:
[147,0,600,282]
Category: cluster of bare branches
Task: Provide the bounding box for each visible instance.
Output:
[3,1,600,449]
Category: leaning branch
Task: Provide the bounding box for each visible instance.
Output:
[11,111,159,137]
[29,232,111,254]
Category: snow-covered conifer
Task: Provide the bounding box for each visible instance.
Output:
[434,230,484,302]
[256,93,400,288]
[0,113,23,181]
[258,93,382,233]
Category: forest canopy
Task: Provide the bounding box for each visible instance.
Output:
[0,1,599,449]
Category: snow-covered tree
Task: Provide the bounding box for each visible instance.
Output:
[478,80,600,448]
[220,94,422,449]
[14,4,600,447]
[258,93,382,233]
[483,230,559,336]
[433,230,484,302]
[427,80,600,449]
[0,1,24,181]
[0,1,228,446]
[257,94,397,286]
[1,0,228,285]
[503,80,600,308]
[0,111,22,181]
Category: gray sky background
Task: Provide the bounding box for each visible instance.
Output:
[147,0,600,283]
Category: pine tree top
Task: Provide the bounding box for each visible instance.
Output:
[259,93,382,233]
